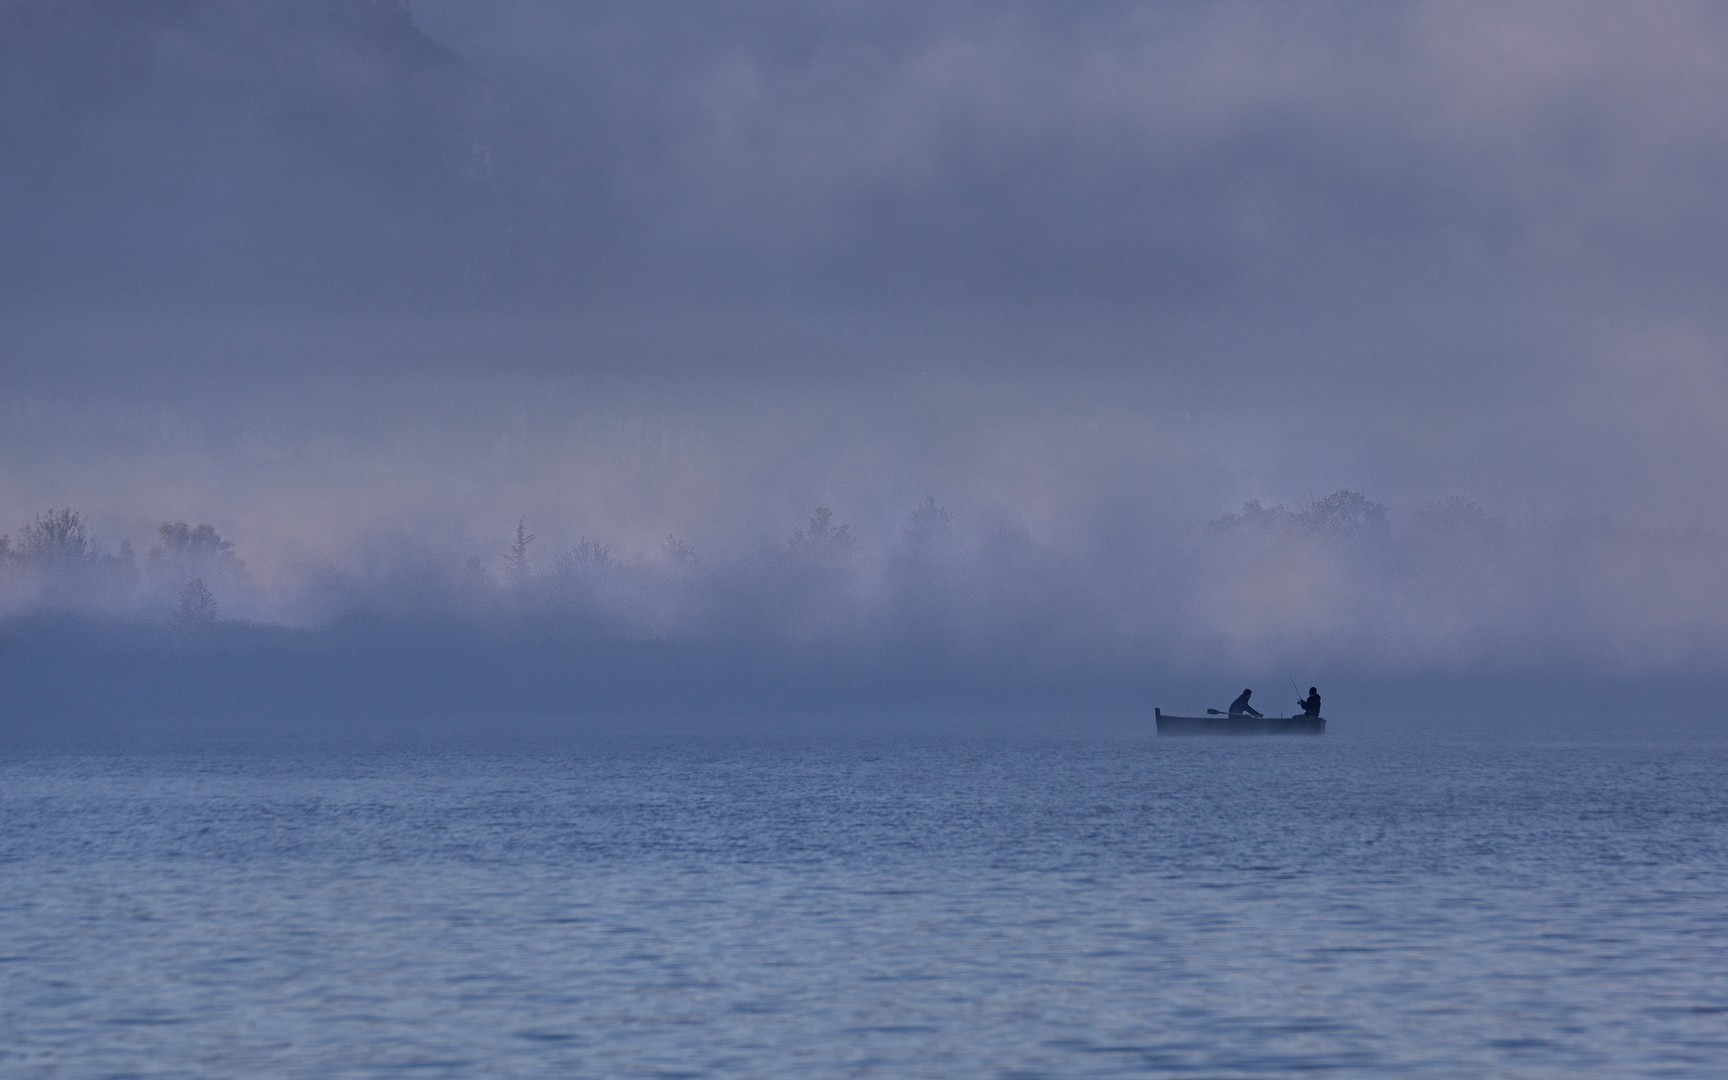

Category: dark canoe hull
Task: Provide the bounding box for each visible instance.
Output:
[1155,709,1325,736]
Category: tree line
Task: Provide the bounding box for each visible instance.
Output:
[4,493,1724,673]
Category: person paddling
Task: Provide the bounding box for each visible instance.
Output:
[1228,688,1263,718]
[1298,686,1322,718]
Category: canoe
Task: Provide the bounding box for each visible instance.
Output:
[1154,708,1325,736]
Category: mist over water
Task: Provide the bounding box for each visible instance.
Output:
[5,471,1728,736]
[6,6,1728,1076]
[7,2,1728,733]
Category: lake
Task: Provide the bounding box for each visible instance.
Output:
[2,733,1725,1076]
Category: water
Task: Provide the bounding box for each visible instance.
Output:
[2,734,1726,1076]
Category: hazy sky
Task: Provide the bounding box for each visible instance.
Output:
[5,0,1728,561]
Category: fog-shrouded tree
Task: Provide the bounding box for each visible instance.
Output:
[772,506,867,644]
[172,576,218,626]
[149,522,245,580]
[1408,495,1501,548]
[903,496,953,553]
[16,508,91,564]
[788,507,854,561]
[1206,498,1300,539]
[7,507,131,609]
[0,532,15,612]
[883,496,971,654]
[660,535,699,567]
[1193,490,1395,663]
[144,521,248,619]
[461,553,494,602]
[500,519,535,591]
[1301,490,1389,539]
[554,539,613,582]
[1208,491,1389,544]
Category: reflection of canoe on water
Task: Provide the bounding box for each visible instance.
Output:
[1154,709,1325,736]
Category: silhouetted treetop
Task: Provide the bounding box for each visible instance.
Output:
[904,497,954,551]
[501,519,535,588]
[661,535,699,567]
[1207,499,1300,537]
[150,522,246,576]
[1209,490,1388,541]
[789,507,854,560]
[16,508,91,563]
[173,576,219,626]
[1301,490,1388,535]
[1410,495,1501,545]
[462,553,493,595]
[554,539,613,579]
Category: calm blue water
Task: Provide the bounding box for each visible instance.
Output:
[2,734,1726,1077]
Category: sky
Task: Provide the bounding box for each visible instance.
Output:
[412,0,1728,533]
[3,0,1728,707]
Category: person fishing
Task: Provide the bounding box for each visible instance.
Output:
[1228,688,1263,718]
[1297,686,1322,718]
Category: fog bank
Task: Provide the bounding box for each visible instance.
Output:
[5,1,1728,733]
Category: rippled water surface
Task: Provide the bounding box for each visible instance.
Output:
[3,734,1726,1076]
